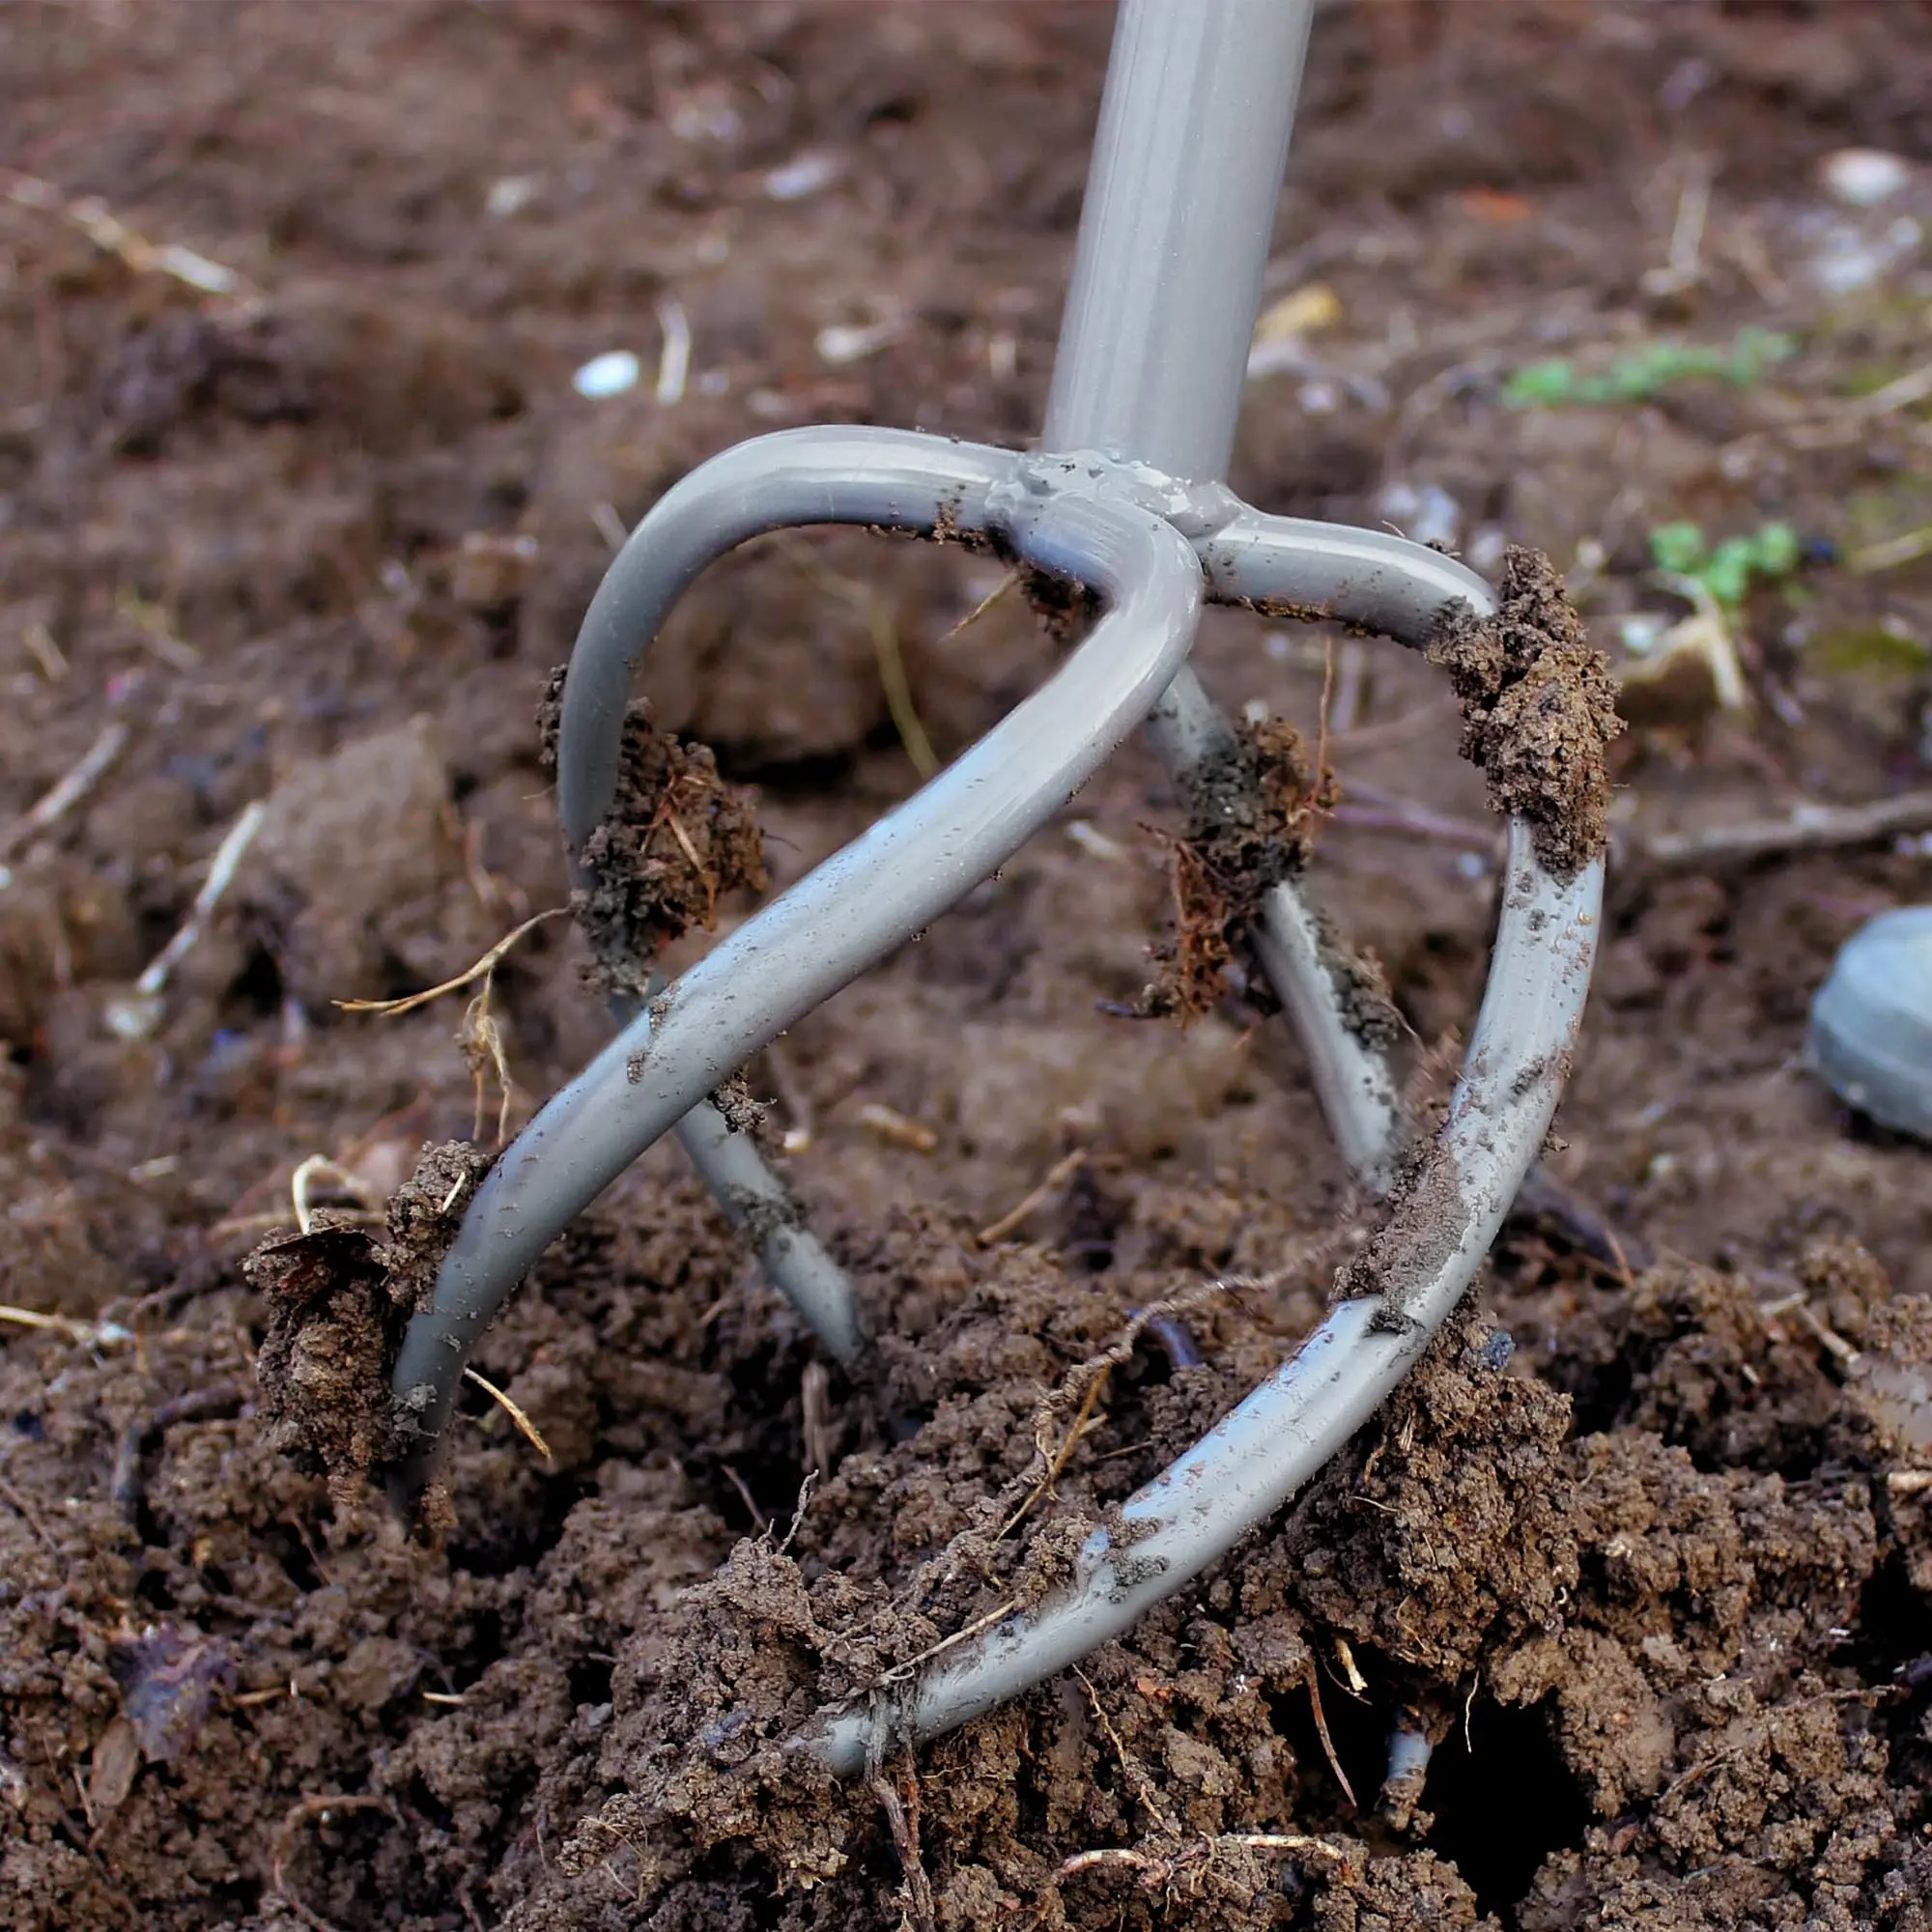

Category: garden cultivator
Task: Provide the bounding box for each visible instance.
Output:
[389,0,1605,1774]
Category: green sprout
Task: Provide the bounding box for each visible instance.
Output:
[1647,520,1801,610]
[1503,326,1795,409]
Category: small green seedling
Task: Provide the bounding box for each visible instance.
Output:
[1647,519,1801,610]
[1503,325,1794,410]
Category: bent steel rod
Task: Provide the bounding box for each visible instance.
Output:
[795,0,1605,1767]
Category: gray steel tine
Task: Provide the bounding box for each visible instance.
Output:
[807,825,1604,1775]
[790,0,1610,1771]
[389,480,1204,1485]
[665,1047,865,1364]
[555,427,1019,850]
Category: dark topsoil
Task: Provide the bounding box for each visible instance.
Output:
[5,3,1932,1928]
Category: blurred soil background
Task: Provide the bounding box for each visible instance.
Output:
[2,2,1932,1928]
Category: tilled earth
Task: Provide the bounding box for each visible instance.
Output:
[3,4,1932,1928]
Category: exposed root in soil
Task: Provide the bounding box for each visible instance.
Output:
[1138,715,1336,1020]
[1426,546,1622,877]
[537,668,767,997]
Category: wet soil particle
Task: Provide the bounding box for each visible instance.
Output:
[538,667,768,998]
[1426,546,1622,878]
[1140,716,1336,1021]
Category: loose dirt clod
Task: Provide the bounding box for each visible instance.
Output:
[252,1140,494,1499]
[1426,546,1622,877]
[1139,715,1335,1020]
[538,668,767,997]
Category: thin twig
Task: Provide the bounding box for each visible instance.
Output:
[1058,1833,1349,1885]
[1629,789,1932,874]
[781,542,939,781]
[878,1596,1020,1686]
[21,622,68,682]
[463,1368,554,1462]
[1724,355,1932,460]
[1640,153,1711,298]
[135,798,269,1000]
[653,295,691,407]
[658,810,712,921]
[801,1359,835,1478]
[0,1303,133,1347]
[335,907,567,1016]
[931,569,1018,651]
[855,1101,938,1152]
[114,591,201,669]
[998,1366,1111,1541]
[289,1155,384,1236]
[976,1149,1088,1245]
[720,1463,766,1531]
[3,168,258,302]
[868,1749,936,1932]
[1847,525,1932,575]
[994,1276,1259,1546]
[1073,1663,1171,1834]
[1328,791,1497,854]
[1304,1656,1357,1808]
[1329,695,1459,754]
[0,721,129,863]
[1333,1636,1368,1697]
[460,985,516,1147]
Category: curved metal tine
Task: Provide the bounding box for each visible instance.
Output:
[1147,517,1502,1197]
[388,468,1206,1489]
[660,1004,864,1364]
[554,427,1026,1366]
[808,822,1604,1776]
[555,426,1021,849]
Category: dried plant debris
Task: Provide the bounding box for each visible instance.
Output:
[252,1140,493,1498]
[1139,716,1335,1021]
[538,667,768,998]
[1427,545,1622,877]
[108,1625,237,1767]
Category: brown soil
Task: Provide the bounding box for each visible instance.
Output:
[4,4,1932,1930]
[1140,715,1335,1022]
[536,669,768,1000]
[1426,546,1622,876]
